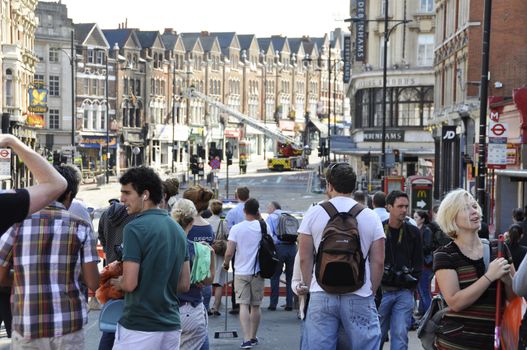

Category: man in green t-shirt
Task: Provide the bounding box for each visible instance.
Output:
[111,166,190,350]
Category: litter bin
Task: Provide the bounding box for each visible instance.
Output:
[96,174,106,187]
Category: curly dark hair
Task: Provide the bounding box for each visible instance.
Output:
[386,190,408,207]
[119,166,163,205]
[164,178,180,198]
[54,164,82,203]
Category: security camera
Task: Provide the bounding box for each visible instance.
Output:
[494,81,503,89]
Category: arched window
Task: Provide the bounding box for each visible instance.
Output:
[81,100,93,130]
[422,87,434,125]
[397,87,421,126]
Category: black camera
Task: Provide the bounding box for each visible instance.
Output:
[114,244,123,262]
[382,264,418,287]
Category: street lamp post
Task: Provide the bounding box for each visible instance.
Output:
[327,45,332,163]
[347,5,410,176]
[259,51,267,160]
[105,53,110,184]
[303,54,311,148]
[70,30,75,148]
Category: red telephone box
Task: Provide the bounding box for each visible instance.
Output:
[383,176,405,194]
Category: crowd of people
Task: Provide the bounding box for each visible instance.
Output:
[1,134,527,350]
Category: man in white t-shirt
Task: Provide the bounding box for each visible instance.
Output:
[223,198,270,349]
[298,162,385,350]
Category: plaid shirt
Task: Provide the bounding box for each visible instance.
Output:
[0,201,98,339]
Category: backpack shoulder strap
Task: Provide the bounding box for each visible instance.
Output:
[349,203,365,218]
[320,201,338,218]
[258,219,267,236]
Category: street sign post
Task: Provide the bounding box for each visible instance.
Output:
[0,148,11,178]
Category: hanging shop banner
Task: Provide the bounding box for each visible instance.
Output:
[343,35,351,83]
[28,88,48,113]
[355,0,367,61]
[26,113,45,128]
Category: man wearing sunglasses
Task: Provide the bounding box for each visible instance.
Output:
[298,162,385,349]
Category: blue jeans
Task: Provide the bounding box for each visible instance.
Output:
[97,332,115,350]
[302,292,381,350]
[417,268,432,315]
[379,289,414,350]
[202,285,212,311]
[270,243,296,308]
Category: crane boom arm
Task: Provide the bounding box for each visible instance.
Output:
[187,87,299,146]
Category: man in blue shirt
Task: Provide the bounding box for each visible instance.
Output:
[266,201,296,311]
[225,186,250,314]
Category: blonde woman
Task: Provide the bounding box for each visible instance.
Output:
[433,189,515,350]
[172,199,215,350]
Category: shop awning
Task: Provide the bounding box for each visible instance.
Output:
[121,130,143,146]
[78,135,117,149]
[155,124,189,142]
[308,116,329,138]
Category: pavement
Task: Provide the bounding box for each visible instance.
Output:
[0,292,422,349]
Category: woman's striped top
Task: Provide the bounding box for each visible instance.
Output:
[432,240,509,350]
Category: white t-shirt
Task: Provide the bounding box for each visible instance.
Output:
[298,196,385,297]
[228,219,272,275]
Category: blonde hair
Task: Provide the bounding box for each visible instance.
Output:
[171,198,198,230]
[436,189,482,238]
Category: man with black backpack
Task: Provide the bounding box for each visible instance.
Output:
[223,198,273,349]
[266,201,298,311]
[298,163,385,350]
[378,190,423,350]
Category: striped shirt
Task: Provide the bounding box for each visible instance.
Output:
[433,240,510,350]
[0,201,99,339]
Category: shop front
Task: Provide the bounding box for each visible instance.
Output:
[78,134,118,175]
[120,129,145,170]
[153,124,189,172]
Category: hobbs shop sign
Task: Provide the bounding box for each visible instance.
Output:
[356,77,421,89]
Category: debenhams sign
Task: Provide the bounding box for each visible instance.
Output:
[363,130,404,142]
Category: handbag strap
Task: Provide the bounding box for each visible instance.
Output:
[481,238,490,271]
[216,218,226,240]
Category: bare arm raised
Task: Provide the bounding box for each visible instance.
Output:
[0,134,67,215]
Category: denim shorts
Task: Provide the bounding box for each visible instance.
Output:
[302,292,381,350]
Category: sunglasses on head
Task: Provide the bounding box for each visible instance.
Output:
[325,162,349,182]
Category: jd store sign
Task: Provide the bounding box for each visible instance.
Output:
[442,125,457,143]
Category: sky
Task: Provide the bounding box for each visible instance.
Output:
[61,0,348,38]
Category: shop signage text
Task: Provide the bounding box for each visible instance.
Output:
[355,0,366,61]
[363,130,404,142]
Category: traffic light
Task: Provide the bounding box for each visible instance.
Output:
[394,149,400,162]
[361,152,371,165]
[190,154,200,174]
[226,141,233,166]
[318,143,327,158]
[197,145,206,159]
